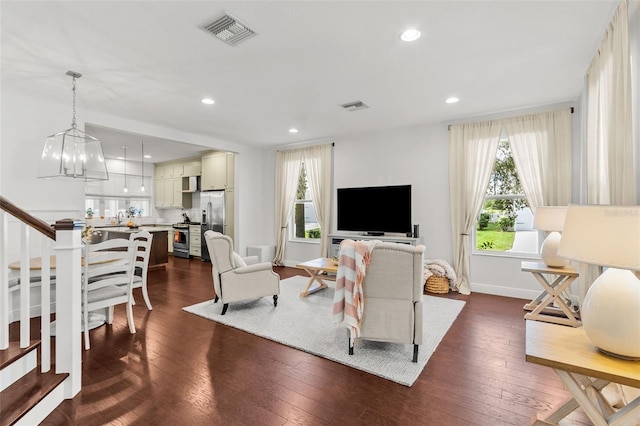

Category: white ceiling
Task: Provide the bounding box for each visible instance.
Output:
[1,1,617,163]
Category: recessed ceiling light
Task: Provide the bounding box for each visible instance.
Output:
[289,128,299,133]
[201,98,215,105]
[144,155,152,159]
[400,29,421,42]
[445,97,460,104]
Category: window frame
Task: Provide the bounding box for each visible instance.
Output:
[472,140,542,259]
[288,162,321,244]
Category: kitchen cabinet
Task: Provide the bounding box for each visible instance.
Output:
[104,228,169,269]
[201,152,234,191]
[155,159,201,180]
[225,189,234,243]
[189,224,201,257]
[183,161,201,176]
[155,165,171,179]
[150,225,174,254]
[172,164,184,177]
[154,177,192,209]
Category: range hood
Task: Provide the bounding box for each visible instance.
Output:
[182,176,199,193]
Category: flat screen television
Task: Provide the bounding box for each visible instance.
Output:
[337,185,411,235]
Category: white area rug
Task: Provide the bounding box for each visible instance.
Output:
[182,276,465,386]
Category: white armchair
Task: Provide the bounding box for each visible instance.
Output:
[347,242,425,362]
[203,231,280,315]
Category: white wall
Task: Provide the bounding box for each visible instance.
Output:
[263,121,542,299]
[0,88,269,257]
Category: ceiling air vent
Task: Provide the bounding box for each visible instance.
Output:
[202,13,257,46]
[341,101,369,111]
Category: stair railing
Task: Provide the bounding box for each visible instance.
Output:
[0,195,82,398]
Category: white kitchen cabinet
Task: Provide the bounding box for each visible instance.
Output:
[154,177,192,209]
[201,152,234,191]
[225,153,234,189]
[225,188,234,243]
[172,164,184,177]
[154,179,166,207]
[189,224,201,257]
[183,161,201,176]
[163,179,174,207]
[155,165,171,179]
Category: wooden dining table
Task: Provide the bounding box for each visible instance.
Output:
[7,253,119,333]
[8,252,115,271]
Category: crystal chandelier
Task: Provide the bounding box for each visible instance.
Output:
[38,71,109,181]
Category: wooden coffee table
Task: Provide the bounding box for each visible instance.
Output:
[296,258,338,297]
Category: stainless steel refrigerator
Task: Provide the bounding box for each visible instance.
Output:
[200,190,225,262]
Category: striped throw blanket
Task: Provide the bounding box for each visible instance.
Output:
[332,239,379,339]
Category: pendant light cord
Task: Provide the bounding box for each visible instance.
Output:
[71,76,77,129]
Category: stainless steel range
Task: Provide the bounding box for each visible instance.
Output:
[172,223,190,258]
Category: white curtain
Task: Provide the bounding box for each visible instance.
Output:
[449,121,502,294]
[506,109,573,210]
[582,0,635,302]
[273,149,302,265]
[586,0,634,206]
[303,144,333,257]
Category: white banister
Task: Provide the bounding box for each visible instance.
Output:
[40,235,52,372]
[53,225,83,398]
[0,210,7,349]
[20,223,30,347]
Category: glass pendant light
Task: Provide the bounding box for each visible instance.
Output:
[140,141,146,192]
[38,71,109,181]
[123,146,128,193]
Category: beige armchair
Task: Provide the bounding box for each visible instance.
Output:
[204,230,280,315]
[349,242,425,362]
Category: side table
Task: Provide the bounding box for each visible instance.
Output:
[525,320,640,425]
[521,261,580,327]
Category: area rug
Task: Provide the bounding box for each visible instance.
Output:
[182,275,465,386]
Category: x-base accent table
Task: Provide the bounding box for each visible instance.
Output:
[526,321,640,425]
[296,258,338,297]
[521,261,581,327]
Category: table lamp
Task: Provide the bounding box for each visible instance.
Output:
[557,204,640,359]
[533,206,568,268]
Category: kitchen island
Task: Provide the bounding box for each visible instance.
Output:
[103,227,169,270]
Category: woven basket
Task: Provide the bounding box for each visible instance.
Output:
[425,276,450,294]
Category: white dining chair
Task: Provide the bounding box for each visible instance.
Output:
[82,238,137,350]
[129,230,154,310]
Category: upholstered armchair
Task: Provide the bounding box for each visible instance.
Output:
[203,230,280,315]
[351,242,425,362]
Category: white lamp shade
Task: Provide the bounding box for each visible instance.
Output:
[532,206,567,232]
[558,205,640,270]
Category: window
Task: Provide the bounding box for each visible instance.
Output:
[475,140,539,254]
[290,163,321,241]
[85,173,151,220]
[85,198,150,220]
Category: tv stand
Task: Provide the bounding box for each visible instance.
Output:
[328,233,423,258]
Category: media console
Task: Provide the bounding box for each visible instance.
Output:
[328,233,423,258]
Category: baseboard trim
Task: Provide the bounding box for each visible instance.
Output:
[470,282,539,300]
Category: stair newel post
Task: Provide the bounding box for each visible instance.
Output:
[53,219,83,397]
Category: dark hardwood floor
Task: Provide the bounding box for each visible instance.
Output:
[37,256,590,425]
